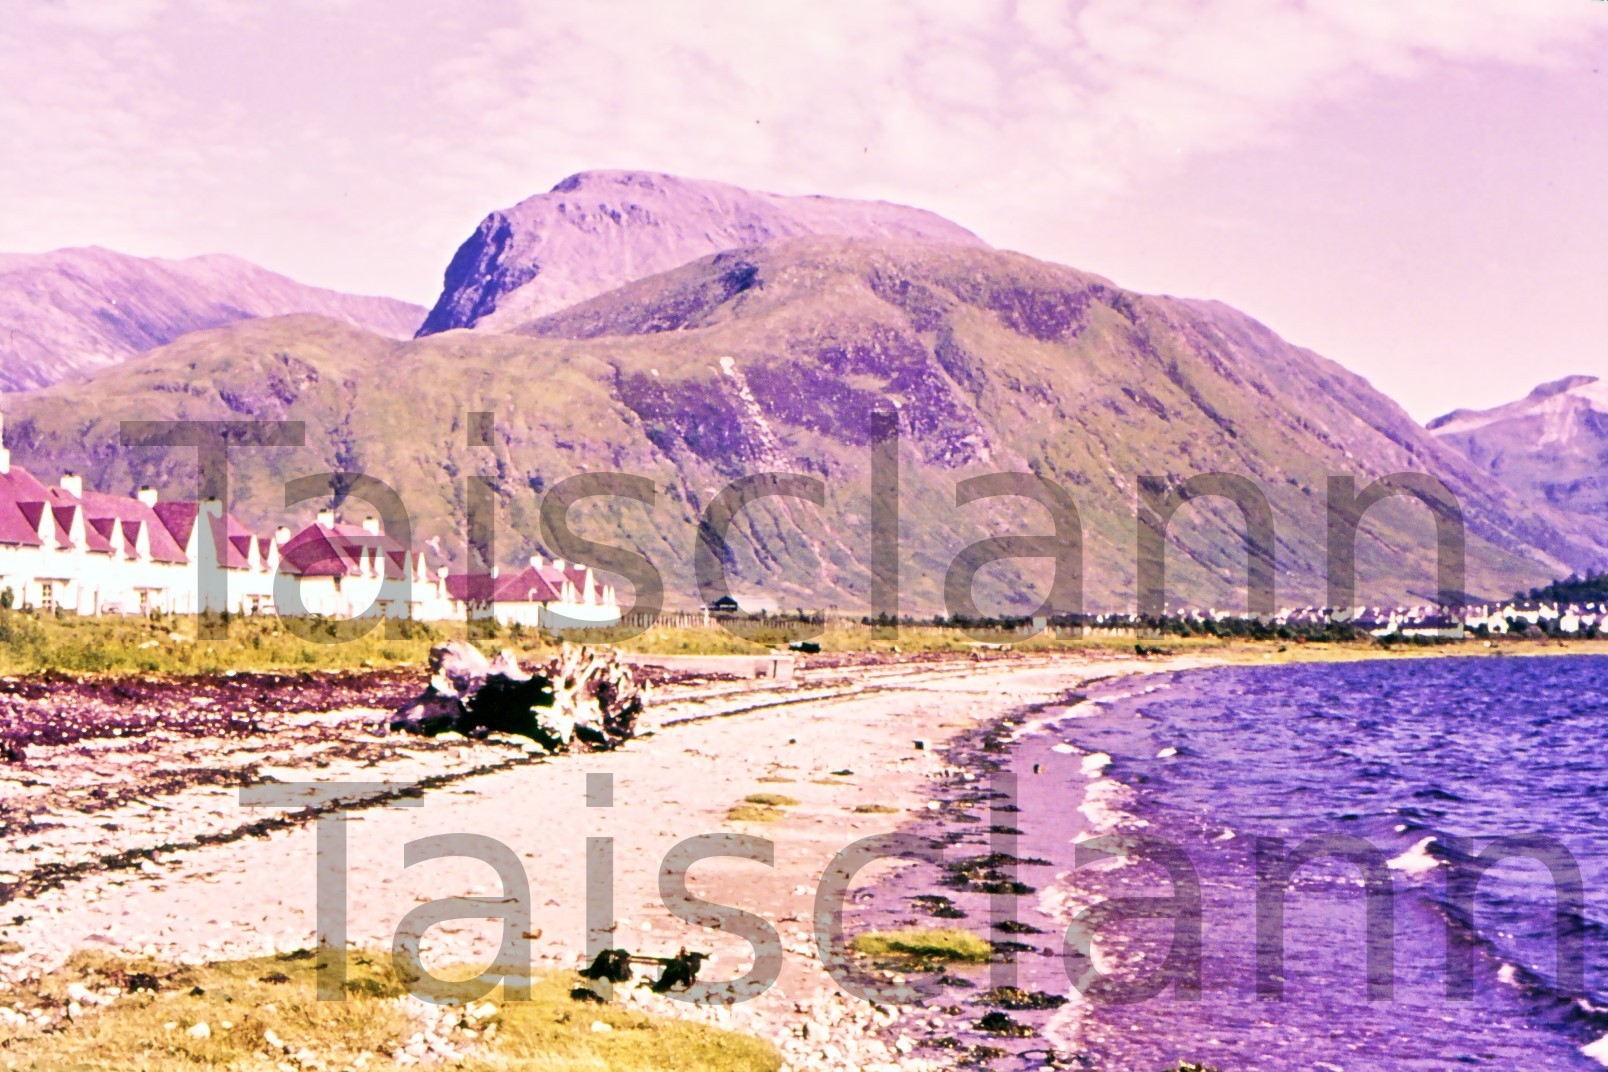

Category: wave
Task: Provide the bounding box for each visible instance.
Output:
[1078,777,1146,833]
[1387,836,1444,877]
[1079,751,1112,777]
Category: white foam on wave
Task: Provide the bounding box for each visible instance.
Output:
[1581,1033,1608,1066]
[1038,872,1104,923]
[1079,751,1112,777]
[1497,963,1520,987]
[1387,836,1442,877]
[1082,680,1173,711]
[1051,742,1079,754]
[1042,991,1091,1058]
[1078,777,1146,833]
[1052,698,1101,721]
[1156,745,1179,758]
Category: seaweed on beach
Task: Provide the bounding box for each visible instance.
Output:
[976,1010,1036,1036]
[0,667,422,751]
[941,851,1049,895]
[978,986,1067,1010]
[988,938,1038,956]
[910,894,967,919]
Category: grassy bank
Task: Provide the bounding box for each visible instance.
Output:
[0,948,780,1072]
[0,608,1602,676]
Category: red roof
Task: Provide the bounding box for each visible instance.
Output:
[75,490,188,563]
[0,500,43,547]
[0,466,50,504]
[152,502,270,570]
[152,500,201,549]
[279,522,410,580]
[206,512,262,569]
[445,564,564,605]
[83,516,116,553]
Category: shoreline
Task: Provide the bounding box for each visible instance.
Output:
[953,649,1608,1070]
[4,643,1606,1069]
[0,650,1215,1070]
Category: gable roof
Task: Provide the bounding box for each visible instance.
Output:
[0,465,50,547]
[73,490,188,563]
[152,500,201,550]
[278,521,411,579]
[445,564,565,605]
[0,499,43,547]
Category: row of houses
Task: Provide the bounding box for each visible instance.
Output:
[1184,602,1608,638]
[0,420,620,627]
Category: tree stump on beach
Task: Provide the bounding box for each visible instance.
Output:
[391,641,643,753]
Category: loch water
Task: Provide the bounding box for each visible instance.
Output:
[982,655,1608,1070]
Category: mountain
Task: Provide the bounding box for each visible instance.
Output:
[4,237,1602,615]
[1429,375,1608,523]
[0,246,425,391]
[415,170,985,336]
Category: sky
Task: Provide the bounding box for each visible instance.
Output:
[0,0,1603,421]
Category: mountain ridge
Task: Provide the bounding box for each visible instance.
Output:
[5,236,1601,613]
[1429,374,1608,526]
[0,246,425,391]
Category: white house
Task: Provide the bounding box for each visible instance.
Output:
[444,555,620,630]
[0,417,621,625]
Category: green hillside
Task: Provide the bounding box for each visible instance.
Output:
[3,237,1598,614]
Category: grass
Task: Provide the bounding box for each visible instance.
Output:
[725,804,784,822]
[0,610,1602,677]
[852,804,900,814]
[741,793,799,807]
[848,927,991,963]
[0,948,781,1072]
[0,610,485,675]
[727,791,800,823]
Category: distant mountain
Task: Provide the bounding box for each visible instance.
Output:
[5,237,1602,614]
[0,247,425,391]
[1429,375,1608,523]
[415,170,985,336]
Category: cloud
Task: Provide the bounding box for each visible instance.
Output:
[0,0,1600,300]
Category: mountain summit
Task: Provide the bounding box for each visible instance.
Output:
[415,170,985,336]
[1429,375,1608,522]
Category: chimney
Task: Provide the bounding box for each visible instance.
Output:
[529,554,545,570]
[0,413,9,475]
[362,515,380,536]
[59,473,83,498]
[137,486,159,507]
[275,525,292,545]
[552,558,566,571]
[316,508,335,528]
[201,496,222,516]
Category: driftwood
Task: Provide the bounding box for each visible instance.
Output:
[391,641,643,753]
[577,947,709,994]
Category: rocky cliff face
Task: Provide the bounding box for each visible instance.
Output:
[1429,375,1608,523]
[0,247,425,391]
[415,170,985,335]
